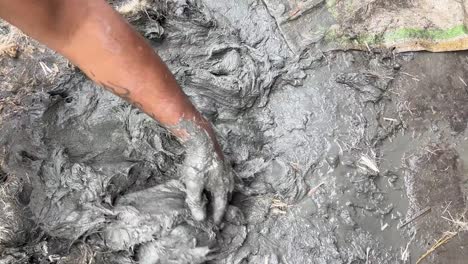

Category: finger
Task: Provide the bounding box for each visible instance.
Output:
[212,190,228,224]
[185,179,206,221]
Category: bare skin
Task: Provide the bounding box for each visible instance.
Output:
[0,0,233,224]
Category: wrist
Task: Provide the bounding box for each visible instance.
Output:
[169,117,224,161]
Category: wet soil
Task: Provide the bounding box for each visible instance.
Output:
[0,0,467,263]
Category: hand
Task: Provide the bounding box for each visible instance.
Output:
[179,121,234,224]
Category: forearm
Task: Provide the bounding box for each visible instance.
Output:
[0,0,208,140]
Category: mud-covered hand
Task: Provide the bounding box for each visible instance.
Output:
[180,121,234,224]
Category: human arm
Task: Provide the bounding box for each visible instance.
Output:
[0,0,232,223]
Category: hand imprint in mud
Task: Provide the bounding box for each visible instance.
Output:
[181,124,234,224]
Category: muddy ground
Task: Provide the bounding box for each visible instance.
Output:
[0,0,467,263]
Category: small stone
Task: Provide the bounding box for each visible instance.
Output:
[1,44,19,58]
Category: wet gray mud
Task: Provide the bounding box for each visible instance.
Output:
[0,0,467,263]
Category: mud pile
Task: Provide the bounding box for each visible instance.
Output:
[0,0,467,263]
